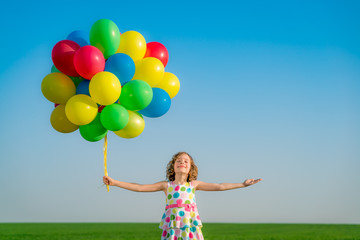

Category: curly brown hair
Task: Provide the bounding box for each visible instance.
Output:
[166,152,198,182]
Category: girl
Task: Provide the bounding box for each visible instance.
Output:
[103,152,262,240]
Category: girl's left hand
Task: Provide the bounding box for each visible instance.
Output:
[243,178,262,187]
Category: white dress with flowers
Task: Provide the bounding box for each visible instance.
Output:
[159,181,204,240]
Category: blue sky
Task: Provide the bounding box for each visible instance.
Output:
[0,0,359,224]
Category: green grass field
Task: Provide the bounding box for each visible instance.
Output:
[0,223,359,240]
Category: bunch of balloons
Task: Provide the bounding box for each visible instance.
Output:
[41,19,180,142]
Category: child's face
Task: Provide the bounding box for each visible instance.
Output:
[174,154,191,174]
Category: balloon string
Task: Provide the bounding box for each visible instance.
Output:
[104,134,109,192]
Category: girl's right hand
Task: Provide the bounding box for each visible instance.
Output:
[103,176,115,186]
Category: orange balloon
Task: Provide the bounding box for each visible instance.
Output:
[41,72,76,104]
[50,105,78,133]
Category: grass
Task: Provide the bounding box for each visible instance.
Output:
[0,223,359,240]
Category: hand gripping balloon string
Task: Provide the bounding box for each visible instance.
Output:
[103,134,109,192]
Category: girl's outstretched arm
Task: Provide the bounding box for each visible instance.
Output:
[193,178,262,191]
[103,176,167,193]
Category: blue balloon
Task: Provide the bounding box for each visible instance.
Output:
[66,30,89,47]
[121,80,130,87]
[105,53,135,84]
[76,80,90,96]
[139,88,171,118]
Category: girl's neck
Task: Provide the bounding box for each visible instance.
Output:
[173,173,188,185]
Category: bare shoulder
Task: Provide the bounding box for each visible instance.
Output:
[159,180,168,188]
[191,180,202,190]
[192,180,223,191]
[154,180,168,190]
[158,181,168,194]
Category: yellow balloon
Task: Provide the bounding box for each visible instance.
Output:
[116,31,146,62]
[132,57,164,87]
[41,72,76,104]
[50,105,78,133]
[156,72,180,98]
[65,94,98,125]
[114,111,145,138]
[89,71,121,105]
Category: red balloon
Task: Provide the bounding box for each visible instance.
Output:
[73,46,105,80]
[144,42,169,67]
[52,40,80,77]
[98,105,105,113]
[55,103,60,108]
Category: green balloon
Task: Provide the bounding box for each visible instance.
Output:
[79,114,108,142]
[120,80,153,111]
[51,65,83,87]
[89,19,120,59]
[51,65,60,73]
[100,104,129,131]
[69,76,84,87]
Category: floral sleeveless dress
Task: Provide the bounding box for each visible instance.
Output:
[159,181,204,240]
